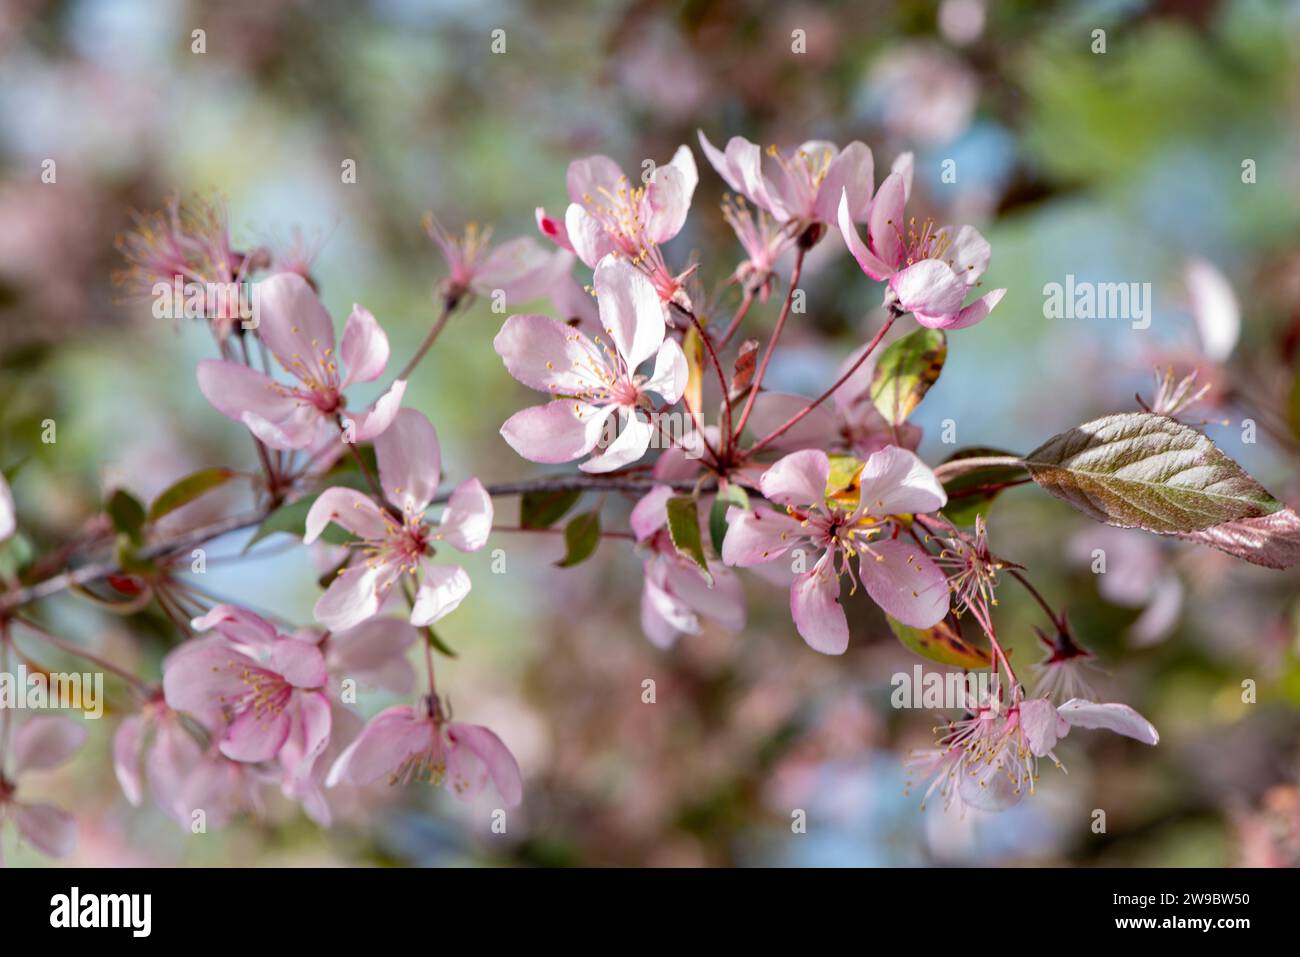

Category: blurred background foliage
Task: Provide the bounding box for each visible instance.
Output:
[1,0,1299,866]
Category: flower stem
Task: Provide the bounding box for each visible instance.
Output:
[394,295,458,385]
[745,308,898,458]
[731,246,806,441]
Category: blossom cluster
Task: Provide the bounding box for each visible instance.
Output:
[21,122,1300,861]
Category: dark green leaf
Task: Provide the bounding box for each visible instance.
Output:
[147,467,239,522]
[106,489,146,545]
[869,328,946,425]
[247,494,353,551]
[939,447,1028,525]
[1025,412,1282,534]
[666,496,712,583]
[520,487,582,530]
[555,511,601,567]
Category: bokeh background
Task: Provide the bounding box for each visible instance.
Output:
[2,0,1300,866]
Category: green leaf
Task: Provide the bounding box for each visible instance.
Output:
[147,467,239,523]
[520,487,582,530]
[106,489,147,545]
[939,447,1028,525]
[666,496,712,584]
[868,328,947,425]
[825,453,865,506]
[709,485,749,556]
[424,624,458,658]
[1024,412,1282,534]
[246,494,353,551]
[0,531,35,579]
[887,616,991,669]
[555,511,601,567]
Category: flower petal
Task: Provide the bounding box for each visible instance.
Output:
[630,484,674,542]
[838,190,894,281]
[566,154,624,204]
[790,553,850,655]
[304,487,391,544]
[579,408,653,473]
[493,313,604,393]
[349,378,407,443]
[867,171,908,270]
[440,478,493,552]
[500,400,610,464]
[112,715,145,806]
[219,705,292,763]
[857,538,950,628]
[14,801,76,858]
[1020,697,1069,756]
[326,705,433,787]
[594,255,665,372]
[271,638,329,689]
[196,359,299,429]
[924,287,1006,331]
[375,407,441,515]
[645,148,695,243]
[535,206,573,251]
[856,446,947,517]
[254,272,337,382]
[721,506,805,566]
[340,303,389,387]
[12,715,87,774]
[410,563,471,626]
[446,723,524,808]
[314,561,395,632]
[564,203,615,269]
[759,449,830,506]
[1186,258,1239,362]
[890,259,969,319]
[327,618,419,691]
[642,338,688,405]
[815,141,873,225]
[1057,699,1160,745]
[934,224,990,287]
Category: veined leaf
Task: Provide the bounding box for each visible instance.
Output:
[869,328,946,425]
[556,511,601,568]
[1174,508,1300,569]
[666,496,712,583]
[1024,412,1282,534]
[825,453,865,507]
[520,487,582,530]
[147,467,239,523]
[887,616,991,669]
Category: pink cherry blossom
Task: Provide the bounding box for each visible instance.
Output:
[720,193,796,301]
[425,212,571,307]
[837,163,1006,329]
[162,604,332,780]
[495,255,688,474]
[304,407,493,631]
[908,695,1158,812]
[327,700,522,808]
[196,272,406,450]
[698,131,875,232]
[536,146,697,304]
[0,715,86,860]
[315,617,420,695]
[112,696,202,823]
[630,485,746,648]
[722,447,950,654]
